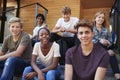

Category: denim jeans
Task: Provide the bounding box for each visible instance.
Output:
[0,56,30,80]
[22,65,62,80]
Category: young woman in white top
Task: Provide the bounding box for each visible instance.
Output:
[22,27,61,80]
[32,13,47,46]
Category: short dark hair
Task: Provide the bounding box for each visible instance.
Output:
[36,13,45,21]
[75,19,93,32]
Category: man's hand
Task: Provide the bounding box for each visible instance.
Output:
[59,27,66,32]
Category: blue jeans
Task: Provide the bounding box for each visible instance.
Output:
[22,65,61,80]
[0,57,30,80]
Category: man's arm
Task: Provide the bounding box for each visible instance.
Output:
[52,26,61,33]
[0,52,4,56]
[65,64,73,80]
[52,26,77,34]
[0,45,27,61]
[65,28,77,33]
[94,67,107,80]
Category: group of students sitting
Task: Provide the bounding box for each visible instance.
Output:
[0,6,120,80]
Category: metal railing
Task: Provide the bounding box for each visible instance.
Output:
[0,1,48,43]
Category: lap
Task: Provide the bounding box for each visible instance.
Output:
[24,65,61,74]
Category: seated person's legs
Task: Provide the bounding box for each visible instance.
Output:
[59,36,78,65]
[0,57,18,80]
[49,33,62,42]
[0,61,5,68]
[0,57,30,80]
[14,58,30,76]
[50,34,79,66]
[22,66,34,80]
[45,66,61,80]
[0,49,31,79]
[57,38,67,65]
[108,50,120,79]
[22,65,61,80]
[0,60,6,77]
[46,70,56,80]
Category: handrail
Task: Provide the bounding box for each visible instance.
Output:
[0,2,48,14]
[36,3,48,13]
[0,2,48,43]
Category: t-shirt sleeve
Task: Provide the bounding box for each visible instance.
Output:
[55,18,62,27]
[53,42,61,57]
[20,34,30,47]
[73,17,79,27]
[32,43,39,56]
[65,48,72,64]
[99,52,110,68]
[75,18,79,23]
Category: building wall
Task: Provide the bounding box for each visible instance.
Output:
[0,0,112,35]
[19,0,80,34]
[81,8,111,27]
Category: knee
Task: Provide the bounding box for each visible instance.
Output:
[22,66,33,79]
[23,66,33,74]
[5,57,17,66]
[6,56,16,62]
[46,70,56,80]
[46,70,55,77]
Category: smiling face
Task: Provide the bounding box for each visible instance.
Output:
[62,13,71,22]
[37,16,44,25]
[9,22,22,37]
[77,26,94,46]
[38,28,50,45]
[95,13,105,26]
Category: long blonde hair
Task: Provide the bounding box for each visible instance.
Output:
[93,11,107,27]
